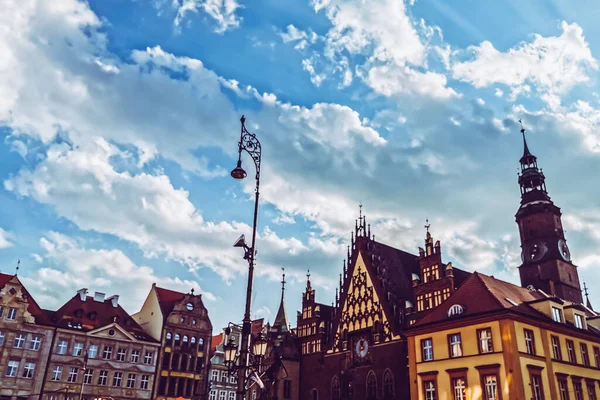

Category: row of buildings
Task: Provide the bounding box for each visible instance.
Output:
[208,128,600,400]
[3,126,600,400]
[0,279,212,400]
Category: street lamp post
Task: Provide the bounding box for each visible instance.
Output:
[231,115,262,400]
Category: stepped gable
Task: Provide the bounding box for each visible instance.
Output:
[0,272,51,325]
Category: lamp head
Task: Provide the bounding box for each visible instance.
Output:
[233,234,247,249]
[231,159,247,180]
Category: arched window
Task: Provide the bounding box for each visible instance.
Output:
[448,304,464,317]
[310,389,318,400]
[191,336,196,344]
[174,334,181,346]
[166,332,172,340]
[183,335,189,343]
[383,370,394,399]
[367,371,377,400]
[331,377,341,400]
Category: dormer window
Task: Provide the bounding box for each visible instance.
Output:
[552,307,563,323]
[574,314,584,329]
[448,305,464,317]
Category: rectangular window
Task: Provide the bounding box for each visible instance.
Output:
[423,266,432,283]
[483,375,498,400]
[283,380,292,399]
[421,338,434,361]
[478,328,493,353]
[29,336,42,351]
[531,374,544,400]
[0,331,4,345]
[67,367,78,383]
[113,371,122,387]
[424,380,437,400]
[219,391,226,400]
[594,346,600,368]
[141,375,150,389]
[0,305,3,317]
[574,314,584,329]
[431,265,440,280]
[88,345,98,358]
[144,351,154,365]
[117,348,127,361]
[23,362,35,379]
[84,369,93,384]
[558,380,569,400]
[425,292,433,309]
[98,370,108,386]
[524,329,536,355]
[574,382,583,400]
[433,290,442,307]
[229,392,235,400]
[73,343,83,356]
[57,340,68,354]
[552,307,563,322]
[6,360,19,377]
[452,378,467,400]
[209,391,216,400]
[588,383,597,400]
[7,308,17,321]
[51,366,62,381]
[131,349,140,363]
[211,370,219,381]
[567,340,576,363]
[416,295,424,312]
[13,333,25,348]
[442,288,451,300]
[581,343,590,366]
[448,333,462,358]
[102,346,112,359]
[127,373,136,388]
[551,336,562,360]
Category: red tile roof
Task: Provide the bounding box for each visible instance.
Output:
[210,332,224,357]
[411,272,545,328]
[154,285,186,320]
[50,292,156,342]
[0,273,50,325]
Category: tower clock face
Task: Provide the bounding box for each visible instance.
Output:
[558,239,571,262]
[524,240,547,262]
[355,337,369,361]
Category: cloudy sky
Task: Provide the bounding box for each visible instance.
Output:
[1,0,600,331]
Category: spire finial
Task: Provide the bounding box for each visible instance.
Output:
[281,267,286,296]
[424,218,430,233]
[359,203,363,220]
[519,118,525,135]
[307,269,310,281]
[584,282,593,310]
[190,288,195,295]
[16,259,20,275]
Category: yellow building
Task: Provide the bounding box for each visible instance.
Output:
[406,272,600,400]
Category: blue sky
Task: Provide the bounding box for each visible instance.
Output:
[2,0,600,331]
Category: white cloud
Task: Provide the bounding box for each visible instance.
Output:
[279,24,317,50]
[0,228,14,249]
[302,58,327,87]
[172,0,242,34]
[494,88,504,98]
[452,22,598,100]
[20,232,216,313]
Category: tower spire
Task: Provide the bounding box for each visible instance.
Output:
[584,282,593,310]
[273,267,289,333]
[517,120,549,204]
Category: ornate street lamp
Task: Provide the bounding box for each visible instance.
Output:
[252,332,268,359]
[231,115,262,400]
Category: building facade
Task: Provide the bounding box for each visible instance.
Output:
[42,288,160,400]
[133,284,212,400]
[209,325,241,400]
[0,273,54,400]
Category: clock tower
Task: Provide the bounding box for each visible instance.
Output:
[515,123,583,304]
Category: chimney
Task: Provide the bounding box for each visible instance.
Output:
[107,295,119,308]
[93,292,105,303]
[77,288,88,301]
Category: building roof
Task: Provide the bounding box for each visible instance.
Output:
[50,292,155,342]
[411,272,548,328]
[154,285,187,319]
[210,332,224,357]
[0,273,51,325]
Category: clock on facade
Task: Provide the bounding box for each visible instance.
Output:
[558,239,571,262]
[354,337,369,362]
[186,302,194,311]
[523,240,547,262]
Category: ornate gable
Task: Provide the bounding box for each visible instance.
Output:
[332,252,393,351]
[88,322,136,341]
